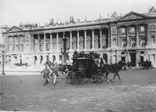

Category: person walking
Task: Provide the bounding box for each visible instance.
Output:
[41,64,50,85]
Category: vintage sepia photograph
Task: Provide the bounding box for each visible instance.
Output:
[0,0,156,111]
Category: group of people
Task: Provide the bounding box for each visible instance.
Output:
[41,60,58,85]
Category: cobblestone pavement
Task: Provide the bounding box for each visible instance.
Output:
[1,69,156,112]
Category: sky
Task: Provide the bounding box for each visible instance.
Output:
[0,0,156,27]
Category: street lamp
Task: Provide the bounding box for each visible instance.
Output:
[116,48,118,63]
[62,33,67,64]
[110,49,112,64]
[1,50,6,75]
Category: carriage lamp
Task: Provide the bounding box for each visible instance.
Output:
[1,50,6,75]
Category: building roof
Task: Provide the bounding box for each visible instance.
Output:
[2,8,156,34]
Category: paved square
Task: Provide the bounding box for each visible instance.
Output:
[1,69,156,112]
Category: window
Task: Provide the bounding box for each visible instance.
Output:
[120,27,126,34]
[141,51,144,54]
[15,44,19,51]
[113,38,116,45]
[9,37,13,43]
[20,36,24,42]
[20,44,24,52]
[140,36,145,47]
[139,25,145,32]
[14,37,18,43]
[121,38,126,47]
[151,54,155,61]
[131,38,136,47]
[129,27,135,33]
[150,25,155,30]
[121,52,125,55]
[39,39,44,52]
[151,35,155,43]
[46,38,50,51]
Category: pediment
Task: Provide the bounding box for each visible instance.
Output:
[118,11,147,21]
[7,26,23,33]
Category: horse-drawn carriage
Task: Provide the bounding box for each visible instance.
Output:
[66,56,105,84]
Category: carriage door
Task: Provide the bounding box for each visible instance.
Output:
[130,53,136,66]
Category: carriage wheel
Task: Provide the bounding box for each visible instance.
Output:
[73,71,85,84]
[98,72,105,83]
[66,71,73,84]
[91,72,105,83]
[91,73,98,83]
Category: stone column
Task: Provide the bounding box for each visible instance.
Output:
[126,26,130,47]
[7,36,9,52]
[117,26,120,47]
[12,36,15,52]
[145,23,148,46]
[44,33,46,52]
[17,35,20,52]
[100,28,102,49]
[92,29,95,50]
[108,27,111,48]
[136,25,139,47]
[38,34,40,52]
[56,33,59,51]
[77,31,79,50]
[31,34,34,52]
[84,30,87,50]
[70,31,72,50]
[50,33,52,51]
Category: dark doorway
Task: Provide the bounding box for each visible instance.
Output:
[34,56,37,65]
[40,56,43,64]
[140,56,144,62]
[103,54,108,64]
[130,53,136,66]
[121,57,125,62]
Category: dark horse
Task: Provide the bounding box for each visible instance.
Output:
[101,61,125,82]
[138,60,153,70]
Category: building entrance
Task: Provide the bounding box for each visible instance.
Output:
[130,53,136,67]
[140,56,144,62]
[121,57,125,62]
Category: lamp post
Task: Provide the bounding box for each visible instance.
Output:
[116,48,117,63]
[1,50,6,75]
[62,33,67,64]
[110,49,112,64]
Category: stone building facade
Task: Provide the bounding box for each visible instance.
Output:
[2,10,156,67]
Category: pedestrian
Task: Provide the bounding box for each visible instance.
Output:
[52,64,59,85]
[41,64,50,85]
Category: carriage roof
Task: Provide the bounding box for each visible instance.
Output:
[73,57,91,60]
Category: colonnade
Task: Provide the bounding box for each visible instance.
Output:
[32,28,109,53]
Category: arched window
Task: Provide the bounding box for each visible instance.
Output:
[52,55,56,63]
[40,56,43,64]
[103,54,108,64]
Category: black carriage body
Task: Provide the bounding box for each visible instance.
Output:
[73,57,94,78]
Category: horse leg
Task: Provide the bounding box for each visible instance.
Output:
[44,77,49,85]
[105,72,109,82]
[53,73,57,85]
[116,72,121,82]
[113,73,116,81]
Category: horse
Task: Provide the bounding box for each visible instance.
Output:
[101,61,124,82]
[138,60,153,70]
